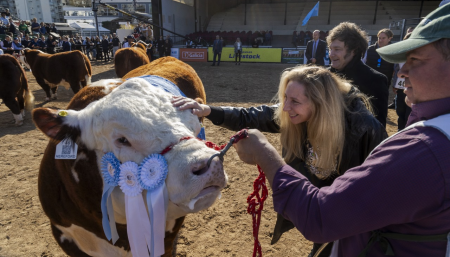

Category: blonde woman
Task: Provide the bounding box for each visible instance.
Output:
[172,66,387,257]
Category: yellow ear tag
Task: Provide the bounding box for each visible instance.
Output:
[58,110,68,117]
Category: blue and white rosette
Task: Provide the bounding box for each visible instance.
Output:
[138,154,169,257]
[100,152,121,244]
[119,161,152,257]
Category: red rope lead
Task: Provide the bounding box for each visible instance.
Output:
[198,128,269,257]
[247,165,268,257]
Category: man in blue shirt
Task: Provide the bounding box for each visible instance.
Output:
[212,35,223,66]
[0,12,9,27]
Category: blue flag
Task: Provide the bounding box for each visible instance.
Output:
[302,1,320,26]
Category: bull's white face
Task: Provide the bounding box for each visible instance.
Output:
[64,78,227,226]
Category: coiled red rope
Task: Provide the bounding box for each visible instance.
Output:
[203,129,268,257]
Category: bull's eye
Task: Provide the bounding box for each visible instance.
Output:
[117,137,131,146]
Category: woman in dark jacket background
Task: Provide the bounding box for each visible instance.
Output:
[172,65,387,257]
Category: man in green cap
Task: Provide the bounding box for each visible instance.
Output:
[218,3,450,256]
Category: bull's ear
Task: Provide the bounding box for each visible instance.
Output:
[32,108,80,141]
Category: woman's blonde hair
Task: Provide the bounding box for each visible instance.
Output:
[274,66,355,175]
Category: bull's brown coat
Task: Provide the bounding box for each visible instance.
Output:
[0,54,33,121]
[23,49,92,99]
[114,42,150,78]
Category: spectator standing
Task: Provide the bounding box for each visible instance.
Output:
[0,13,9,27]
[292,31,298,47]
[19,21,29,35]
[211,35,223,66]
[157,35,165,57]
[234,37,242,65]
[165,35,173,54]
[4,9,11,18]
[364,29,395,84]
[305,30,327,66]
[74,36,82,51]
[8,18,16,34]
[146,36,155,61]
[111,33,121,58]
[101,35,110,62]
[61,36,71,52]
[39,22,46,35]
[164,39,171,57]
[45,23,51,34]
[328,22,389,127]
[122,35,134,48]
[46,35,56,54]
[31,18,40,35]
[84,37,94,60]
[1,35,14,54]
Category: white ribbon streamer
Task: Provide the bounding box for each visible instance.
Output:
[125,195,151,257]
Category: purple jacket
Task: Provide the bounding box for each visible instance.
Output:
[272,96,450,256]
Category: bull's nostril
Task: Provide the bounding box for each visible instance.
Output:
[193,166,208,176]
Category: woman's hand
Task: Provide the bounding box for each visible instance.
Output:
[171,96,211,117]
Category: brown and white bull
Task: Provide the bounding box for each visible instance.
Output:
[0,54,34,126]
[115,41,150,78]
[32,59,224,256]
[21,49,92,101]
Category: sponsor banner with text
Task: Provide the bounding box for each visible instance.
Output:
[179,48,208,62]
[208,47,281,63]
[281,48,306,64]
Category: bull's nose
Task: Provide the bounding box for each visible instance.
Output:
[192,157,223,176]
[192,165,208,176]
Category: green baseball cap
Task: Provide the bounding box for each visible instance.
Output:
[377,2,450,63]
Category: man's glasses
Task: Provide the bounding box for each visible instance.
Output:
[377,58,382,68]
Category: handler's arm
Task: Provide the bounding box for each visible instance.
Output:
[272,134,446,243]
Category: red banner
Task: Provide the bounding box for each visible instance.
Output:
[179,48,208,62]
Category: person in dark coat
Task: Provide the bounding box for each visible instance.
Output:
[171,65,387,257]
[328,22,389,127]
[62,36,71,52]
[157,35,165,58]
[305,30,327,66]
[101,35,110,62]
[46,35,56,54]
[211,35,223,66]
[364,29,395,84]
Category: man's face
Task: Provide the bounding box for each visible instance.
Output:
[216,35,219,40]
[329,39,355,71]
[113,33,116,38]
[313,31,319,41]
[398,43,450,105]
[377,32,392,48]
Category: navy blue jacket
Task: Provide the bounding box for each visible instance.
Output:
[213,39,223,52]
